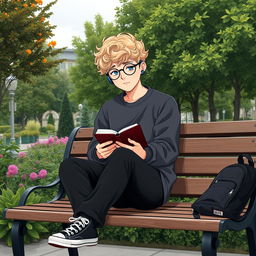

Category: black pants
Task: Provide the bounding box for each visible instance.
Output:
[59,147,164,228]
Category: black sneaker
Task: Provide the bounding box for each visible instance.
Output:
[48,216,98,248]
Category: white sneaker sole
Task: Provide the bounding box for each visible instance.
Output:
[48,235,98,248]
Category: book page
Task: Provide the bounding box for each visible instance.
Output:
[119,123,138,134]
[96,129,117,135]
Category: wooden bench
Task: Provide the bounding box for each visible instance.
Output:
[3,120,256,256]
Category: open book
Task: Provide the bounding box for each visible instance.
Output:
[94,123,148,148]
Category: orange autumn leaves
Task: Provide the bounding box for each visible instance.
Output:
[25,40,56,65]
[47,41,56,47]
[3,0,44,18]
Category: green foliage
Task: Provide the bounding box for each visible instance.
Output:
[47,113,54,125]
[98,226,248,252]
[0,187,49,246]
[57,93,74,137]
[24,120,40,131]
[3,138,66,196]
[0,0,66,110]
[46,124,55,133]
[11,68,71,127]
[0,139,19,190]
[81,102,93,127]
[70,14,120,110]
[115,0,256,121]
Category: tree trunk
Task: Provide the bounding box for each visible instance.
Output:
[0,80,6,112]
[232,76,242,121]
[176,97,182,114]
[207,80,217,122]
[188,89,200,122]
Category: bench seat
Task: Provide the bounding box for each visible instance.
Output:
[5,200,229,232]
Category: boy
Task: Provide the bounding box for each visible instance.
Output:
[48,33,180,248]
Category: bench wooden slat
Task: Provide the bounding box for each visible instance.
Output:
[74,121,256,139]
[6,207,225,220]
[175,157,237,175]
[70,137,256,156]
[180,120,256,136]
[179,137,256,154]
[172,178,212,196]
[5,208,222,231]
[31,202,195,210]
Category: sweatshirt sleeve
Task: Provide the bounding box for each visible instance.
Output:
[144,97,180,168]
[87,106,109,164]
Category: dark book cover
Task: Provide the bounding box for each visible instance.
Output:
[94,123,148,148]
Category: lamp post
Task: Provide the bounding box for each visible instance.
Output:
[222,109,226,121]
[78,104,83,126]
[5,75,17,144]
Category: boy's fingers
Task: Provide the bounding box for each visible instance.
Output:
[102,140,113,147]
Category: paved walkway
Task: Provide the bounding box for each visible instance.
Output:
[0,239,247,256]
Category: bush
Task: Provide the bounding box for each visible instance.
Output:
[46,124,55,133]
[0,136,68,245]
[20,130,30,136]
[3,136,68,196]
[0,187,49,246]
[25,120,40,131]
[39,127,47,134]
[0,139,19,191]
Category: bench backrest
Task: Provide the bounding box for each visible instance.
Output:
[65,120,256,198]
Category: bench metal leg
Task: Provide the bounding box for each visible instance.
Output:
[11,220,26,256]
[201,231,219,256]
[246,224,256,256]
[68,248,79,256]
[62,224,79,256]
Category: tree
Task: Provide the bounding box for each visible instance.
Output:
[0,0,66,110]
[116,0,256,121]
[57,93,74,138]
[81,101,92,127]
[70,15,120,110]
[2,68,71,128]
[48,113,54,125]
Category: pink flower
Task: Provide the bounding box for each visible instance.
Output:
[21,174,27,180]
[32,167,36,170]
[59,137,68,144]
[0,154,4,158]
[38,169,47,179]
[35,160,40,164]
[7,165,18,176]
[19,183,24,187]
[48,137,54,144]
[29,172,38,180]
[18,152,26,158]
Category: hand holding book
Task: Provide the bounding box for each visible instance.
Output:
[94,123,148,149]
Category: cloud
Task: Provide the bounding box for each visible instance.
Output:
[43,0,121,48]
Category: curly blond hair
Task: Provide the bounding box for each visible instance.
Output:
[94,33,148,75]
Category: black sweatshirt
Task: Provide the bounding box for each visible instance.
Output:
[87,85,180,204]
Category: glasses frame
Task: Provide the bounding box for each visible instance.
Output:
[107,60,143,80]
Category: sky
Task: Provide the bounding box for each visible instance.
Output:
[43,0,121,49]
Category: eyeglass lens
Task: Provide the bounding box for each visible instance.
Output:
[108,63,137,80]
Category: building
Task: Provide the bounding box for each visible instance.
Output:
[56,48,77,72]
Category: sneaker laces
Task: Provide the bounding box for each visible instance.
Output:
[62,216,90,236]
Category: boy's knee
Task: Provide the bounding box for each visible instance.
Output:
[59,158,74,176]
[110,147,135,159]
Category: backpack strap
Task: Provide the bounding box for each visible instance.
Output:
[238,154,254,167]
[192,209,201,219]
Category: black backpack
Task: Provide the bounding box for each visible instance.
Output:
[192,154,256,220]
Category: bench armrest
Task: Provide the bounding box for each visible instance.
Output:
[220,190,256,232]
[18,177,65,206]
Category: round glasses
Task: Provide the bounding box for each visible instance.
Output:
[107,61,142,80]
